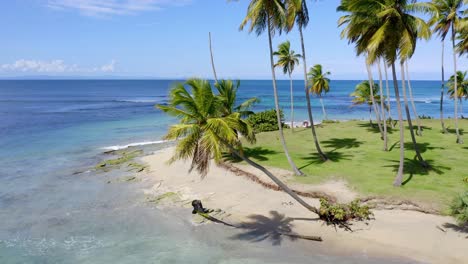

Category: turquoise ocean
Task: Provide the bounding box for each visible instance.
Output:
[1,79,452,263]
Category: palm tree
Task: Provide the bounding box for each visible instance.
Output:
[338,0,431,186]
[157,78,318,213]
[405,61,423,136]
[273,40,302,131]
[377,59,388,151]
[429,0,464,142]
[456,24,468,56]
[308,64,331,120]
[350,80,386,125]
[448,71,468,117]
[285,0,328,161]
[240,0,304,175]
[215,79,259,118]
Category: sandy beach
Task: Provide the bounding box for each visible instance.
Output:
[140,147,468,264]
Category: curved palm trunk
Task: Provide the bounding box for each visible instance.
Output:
[452,25,463,144]
[225,143,318,214]
[366,62,384,139]
[289,71,294,132]
[319,96,327,120]
[299,27,327,161]
[384,62,394,128]
[440,40,448,133]
[209,32,218,84]
[406,62,422,136]
[378,60,388,151]
[401,62,428,168]
[391,63,405,187]
[267,21,303,175]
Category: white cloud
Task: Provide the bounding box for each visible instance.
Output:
[47,0,191,17]
[0,59,117,74]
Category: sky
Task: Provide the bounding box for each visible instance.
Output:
[0,0,467,80]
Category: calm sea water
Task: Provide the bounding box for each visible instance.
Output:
[0,79,447,263]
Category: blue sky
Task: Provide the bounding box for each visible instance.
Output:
[0,0,466,80]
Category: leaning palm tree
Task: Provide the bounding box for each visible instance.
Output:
[448,71,468,117]
[308,64,331,120]
[429,0,464,142]
[338,0,431,186]
[351,80,386,125]
[240,0,304,175]
[273,40,302,131]
[157,78,318,213]
[285,0,328,161]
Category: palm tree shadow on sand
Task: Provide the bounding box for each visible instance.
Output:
[384,158,451,185]
[230,211,297,245]
[223,147,279,163]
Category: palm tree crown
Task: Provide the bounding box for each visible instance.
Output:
[308,64,331,96]
[448,71,468,100]
[156,79,255,176]
[273,40,301,74]
[351,81,385,106]
[239,0,285,35]
[429,0,464,41]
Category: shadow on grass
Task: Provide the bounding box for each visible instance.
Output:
[230,211,295,246]
[299,151,351,169]
[223,147,279,163]
[442,223,468,235]
[446,128,465,135]
[322,138,363,151]
[403,142,445,154]
[357,122,395,134]
[384,158,451,186]
[404,125,433,131]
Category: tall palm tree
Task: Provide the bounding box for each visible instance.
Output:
[383,59,395,128]
[365,62,385,139]
[448,70,468,117]
[157,78,318,213]
[308,64,331,120]
[240,0,304,175]
[273,40,302,131]
[338,0,431,186]
[285,0,328,161]
[377,59,388,151]
[405,61,423,136]
[456,24,468,55]
[350,80,386,125]
[429,0,464,142]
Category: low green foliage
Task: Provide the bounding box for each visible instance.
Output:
[449,191,468,225]
[318,198,372,222]
[419,115,433,119]
[246,109,286,133]
[96,150,143,170]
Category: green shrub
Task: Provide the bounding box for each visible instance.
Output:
[246,109,286,133]
[318,198,372,223]
[450,191,468,225]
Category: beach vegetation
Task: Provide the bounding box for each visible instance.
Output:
[308,64,331,121]
[246,109,286,133]
[273,40,301,132]
[319,198,373,223]
[448,71,468,118]
[450,191,468,225]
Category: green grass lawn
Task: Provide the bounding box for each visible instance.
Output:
[239,119,468,211]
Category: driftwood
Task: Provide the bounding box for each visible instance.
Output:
[278,232,322,241]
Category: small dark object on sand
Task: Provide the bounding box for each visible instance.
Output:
[192,200,211,214]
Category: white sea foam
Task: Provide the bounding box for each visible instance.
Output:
[101,140,169,151]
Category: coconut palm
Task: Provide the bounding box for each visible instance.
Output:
[456,24,468,56]
[448,71,468,117]
[273,40,302,131]
[157,78,318,213]
[377,59,388,151]
[338,0,431,186]
[405,61,423,136]
[429,0,464,142]
[351,80,386,125]
[240,0,304,175]
[215,79,259,118]
[308,64,331,120]
[284,0,328,161]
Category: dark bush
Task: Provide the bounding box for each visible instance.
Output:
[246,109,287,133]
